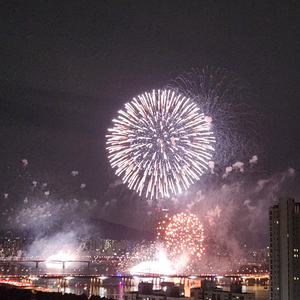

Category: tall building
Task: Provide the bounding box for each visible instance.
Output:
[269,197,300,300]
[155,207,170,243]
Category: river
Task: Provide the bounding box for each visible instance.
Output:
[0,262,269,300]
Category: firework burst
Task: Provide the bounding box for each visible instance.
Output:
[106,89,215,199]
[165,67,262,169]
[165,213,204,263]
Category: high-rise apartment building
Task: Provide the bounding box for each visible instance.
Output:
[155,207,170,243]
[269,197,300,300]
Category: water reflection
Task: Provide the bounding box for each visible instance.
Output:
[0,263,269,300]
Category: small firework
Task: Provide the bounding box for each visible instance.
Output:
[165,213,204,263]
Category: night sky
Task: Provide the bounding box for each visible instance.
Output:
[1,2,300,250]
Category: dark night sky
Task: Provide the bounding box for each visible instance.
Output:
[0,2,300,243]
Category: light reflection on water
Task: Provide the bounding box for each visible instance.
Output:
[0,264,269,300]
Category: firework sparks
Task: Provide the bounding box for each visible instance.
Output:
[45,251,77,268]
[130,260,175,275]
[165,67,262,168]
[106,89,215,199]
[165,213,204,265]
[127,243,175,275]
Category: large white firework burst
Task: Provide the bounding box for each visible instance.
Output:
[106,89,215,199]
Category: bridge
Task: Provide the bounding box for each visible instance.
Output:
[0,260,269,286]
[0,273,269,292]
[0,273,269,282]
[0,259,92,268]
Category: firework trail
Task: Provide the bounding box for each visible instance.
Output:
[106,89,215,199]
[165,213,204,266]
[165,67,262,170]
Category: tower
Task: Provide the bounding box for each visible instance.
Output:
[269,197,300,300]
[155,207,170,243]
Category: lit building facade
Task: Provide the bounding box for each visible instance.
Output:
[269,197,300,300]
[155,207,170,243]
[124,282,191,300]
[190,280,255,300]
